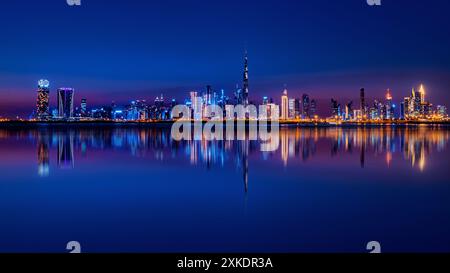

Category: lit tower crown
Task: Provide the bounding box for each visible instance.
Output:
[386,89,392,100]
[242,51,249,106]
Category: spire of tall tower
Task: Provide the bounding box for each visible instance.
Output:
[419,84,425,103]
[243,50,249,106]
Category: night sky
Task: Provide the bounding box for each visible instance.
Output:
[0,0,450,117]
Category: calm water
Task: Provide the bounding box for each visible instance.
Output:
[0,125,449,253]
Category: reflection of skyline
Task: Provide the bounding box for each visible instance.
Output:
[0,126,448,180]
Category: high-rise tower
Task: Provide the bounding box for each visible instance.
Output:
[360,88,365,117]
[36,79,50,120]
[57,88,74,119]
[281,88,289,120]
[242,51,249,106]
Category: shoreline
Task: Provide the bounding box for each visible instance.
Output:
[0,120,449,128]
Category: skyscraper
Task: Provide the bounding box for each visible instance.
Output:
[413,88,422,116]
[242,51,249,106]
[204,85,212,105]
[360,88,366,118]
[331,99,341,118]
[419,84,426,103]
[80,98,87,117]
[294,98,301,119]
[302,94,310,118]
[385,89,394,119]
[57,88,74,119]
[288,98,295,119]
[310,99,317,118]
[36,79,50,120]
[281,89,289,120]
[400,101,406,120]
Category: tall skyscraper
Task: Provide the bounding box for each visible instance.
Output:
[331,99,341,118]
[413,88,422,116]
[80,98,87,117]
[385,89,394,119]
[310,99,317,117]
[360,88,366,117]
[36,79,50,120]
[302,94,310,118]
[400,101,406,120]
[419,84,426,103]
[288,98,295,119]
[204,85,212,105]
[294,98,301,119]
[281,89,289,120]
[57,88,74,119]
[242,51,249,106]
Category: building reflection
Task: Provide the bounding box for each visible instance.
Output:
[57,133,75,169]
[1,126,447,185]
[37,132,50,177]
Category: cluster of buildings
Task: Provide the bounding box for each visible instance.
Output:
[329,85,448,122]
[31,51,447,122]
[34,77,178,121]
[280,89,318,120]
[35,79,77,121]
[33,53,253,122]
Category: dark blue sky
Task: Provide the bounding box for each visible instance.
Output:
[1,0,450,117]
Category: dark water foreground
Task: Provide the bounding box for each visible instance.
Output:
[0,126,449,253]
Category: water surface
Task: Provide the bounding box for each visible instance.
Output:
[0,126,449,253]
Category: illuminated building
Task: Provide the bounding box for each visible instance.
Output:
[345,101,353,120]
[418,85,432,116]
[126,101,139,120]
[437,105,448,117]
[400,101,406,120]
[194,97,203,120]
[412,88,422,116]
[113,109,125,120]
[310,99,317,118]
[80,98,87,117]
[155,94,164,109]
[281,89,289,120]
[203,85,212,106]
[385,89,394,119]
[331,99,341,118]
[360,88,366,117]
[288,98,295,119]
[402,84,436,119]
[353,109,362,120]
[36,79,50,120]
[419,84,425,103]
[302,94,310,118]
[403,97,411,119]
[294,98,301,119]
[242,51,249,106]
[57,88,74,119]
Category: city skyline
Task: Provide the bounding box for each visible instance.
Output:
[1,50,449,121]
[1,0,450,117]
[1,78,449,122]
